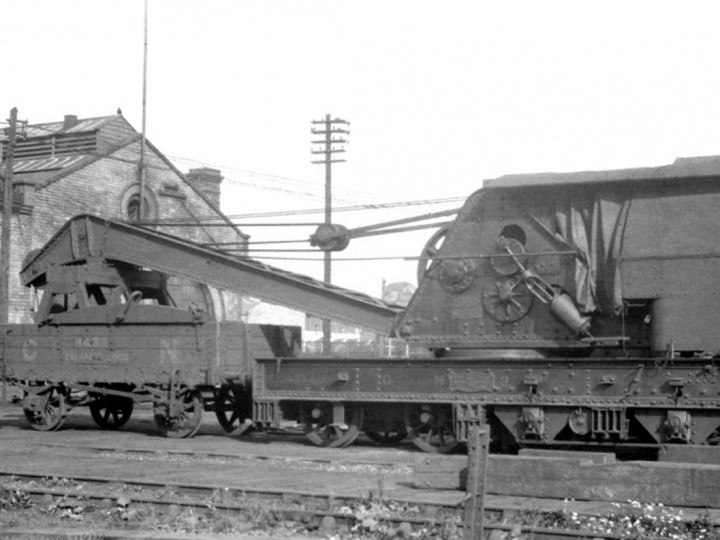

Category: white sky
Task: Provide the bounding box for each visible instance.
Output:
[3,1,720,297]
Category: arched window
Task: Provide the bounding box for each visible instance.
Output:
[120,185,158,222]
[126,193,155,221]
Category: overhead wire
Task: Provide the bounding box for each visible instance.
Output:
[139,197,463,226]
[8,132,459,262]
[167,153,400,205]
[225,196,463,220]
[168,157,338,202]
[9,131,462,225]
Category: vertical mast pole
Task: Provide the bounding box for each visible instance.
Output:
[0,107,17,325]
[138,0,149,220]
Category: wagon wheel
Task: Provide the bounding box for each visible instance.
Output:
[304,404,364,448]
[417,225,450,285]
[89,395,134,430]
[153,387,203,438]
[405,404,459,453]
[214,384,253,435]
[23,386,68,432]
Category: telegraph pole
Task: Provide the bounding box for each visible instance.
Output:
[311,114,349,355]
[0,107,18,325]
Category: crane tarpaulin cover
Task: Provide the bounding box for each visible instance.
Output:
[531,195,631,315]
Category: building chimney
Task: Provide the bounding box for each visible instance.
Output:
[185,167,223,208]
[63,114,79,130]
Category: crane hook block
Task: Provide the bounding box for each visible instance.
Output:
[310,223,350,252]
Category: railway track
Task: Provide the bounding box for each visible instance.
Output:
[0,471,670,540]
[2,407,720,538]
[8,437,411,472]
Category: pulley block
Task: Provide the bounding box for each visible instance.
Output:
[310,223,350,252]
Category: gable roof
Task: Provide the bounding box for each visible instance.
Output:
[0,112,246,240]
[1,114,136,186]
[23,115,120,137]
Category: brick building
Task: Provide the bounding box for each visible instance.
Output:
[0,112,248,323]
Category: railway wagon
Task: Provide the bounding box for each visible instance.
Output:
[254,155,720,455]
[1,215,399,437]
[3,307,281,438]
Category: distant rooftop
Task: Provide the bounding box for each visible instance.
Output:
[0,113,133,184]
[21,115,117,138]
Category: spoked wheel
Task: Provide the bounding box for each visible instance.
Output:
[153,387,203,438]
[89,395,134,430]
[214,384,253,435]
[23,386,68,432]
[405,404,459,453]
[417,225,450,285]
[304,403,364,448]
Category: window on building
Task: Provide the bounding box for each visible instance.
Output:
[120,184,157,222]
[126,194,152,221]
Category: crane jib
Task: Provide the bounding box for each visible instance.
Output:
[20,214,401,334]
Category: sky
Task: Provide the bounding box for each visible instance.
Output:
[3,1,720,298]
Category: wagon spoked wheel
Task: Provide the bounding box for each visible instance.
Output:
[89,395,134,430]
[23,386,68,432]
[304,404,364,448]
[154,387,204,438]
[214,384,252,435]
[405,404,459,454]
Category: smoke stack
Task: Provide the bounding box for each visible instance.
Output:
[185,167,223,208]
[63,115,79,130]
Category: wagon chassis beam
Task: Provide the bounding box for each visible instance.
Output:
[10,381,187,404]
[66,383,150,402]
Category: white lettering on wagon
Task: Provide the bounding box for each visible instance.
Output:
[22,339,38,362]
[447,369,497,393]
[63,351,129,364]
[160,338,181,365]
[74,336,109,348]
[61,335,128,363]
